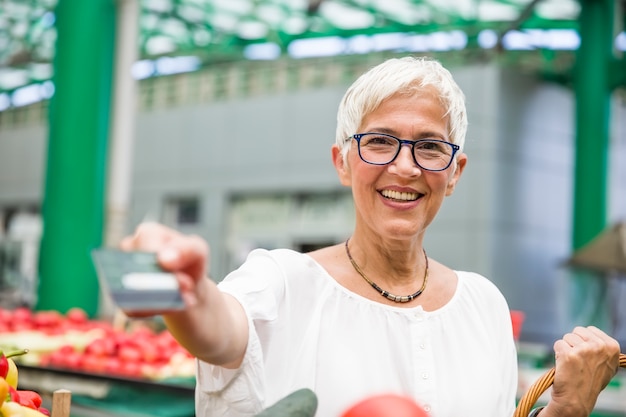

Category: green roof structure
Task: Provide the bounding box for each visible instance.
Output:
[2,0,613,103]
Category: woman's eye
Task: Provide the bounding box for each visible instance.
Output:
[365,136,395,146]
[416,141,445,153]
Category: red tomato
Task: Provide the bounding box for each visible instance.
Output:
[62,351,84,369]
[81,354,107,373]
[12,307,32,323]
[66,307,89,324]
[0,308,13,324]
[85,338,116,357]
[341,394,429,417]
[32,310,63,330]
[118,345,143,363]
[104,357,123,375]
[119,361,142,378]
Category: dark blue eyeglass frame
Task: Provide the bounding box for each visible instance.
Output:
[351,132,460,172]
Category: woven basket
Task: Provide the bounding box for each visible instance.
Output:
[513,353,626,417]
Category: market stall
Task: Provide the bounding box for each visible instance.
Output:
[18,364,195,417]
[0,307,196,417]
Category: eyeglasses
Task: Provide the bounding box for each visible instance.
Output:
[350,132,460,172]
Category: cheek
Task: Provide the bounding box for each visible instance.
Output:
[351,160,382,186]
[426,173,454,197]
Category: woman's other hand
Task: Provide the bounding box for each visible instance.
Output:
[542,326,620,417]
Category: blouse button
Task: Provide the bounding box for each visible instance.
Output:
[421,372,429,379]
[423,404,431,412]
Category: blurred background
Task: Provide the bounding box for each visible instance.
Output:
[0,1,625,412]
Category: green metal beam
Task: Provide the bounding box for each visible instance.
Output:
[570,0,614,326]
[573,0,612,249]
[37,0,116,316]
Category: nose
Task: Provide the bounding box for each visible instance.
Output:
[389,143,421,175]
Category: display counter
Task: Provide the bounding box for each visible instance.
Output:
[17,364,196,417]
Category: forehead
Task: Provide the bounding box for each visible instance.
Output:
[359,90,449,137]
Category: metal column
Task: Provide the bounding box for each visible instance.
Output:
[570,0,615,326]
[37,0,116,316]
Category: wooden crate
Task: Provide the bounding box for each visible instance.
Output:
[51,389,71,417]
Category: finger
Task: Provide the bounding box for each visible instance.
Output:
[586,326,622,349]
[553,338,583,362]
[553,339,569,355]
[120,222,179,252]
[569,326,621,360]
[119,235,133,251]
[176,273,199,307]
[561,331,585,347]
[157,234,209,273]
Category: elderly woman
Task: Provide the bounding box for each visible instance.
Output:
[121,56,620,417]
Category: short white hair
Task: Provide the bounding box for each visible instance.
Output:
[335,56,467,161]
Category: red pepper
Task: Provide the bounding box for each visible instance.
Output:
[17,390,43,409]
[0,350,8,378]
[0,349,28,380]
[8,386,20,403]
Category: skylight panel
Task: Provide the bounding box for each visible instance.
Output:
[319,2,375,30]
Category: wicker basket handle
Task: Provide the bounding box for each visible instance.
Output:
[513,353,626,417]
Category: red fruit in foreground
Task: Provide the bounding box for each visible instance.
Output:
[341,394,429,417]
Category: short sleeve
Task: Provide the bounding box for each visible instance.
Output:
[194,249,290,417]
[195,313,266,416]
[218,249,287,322]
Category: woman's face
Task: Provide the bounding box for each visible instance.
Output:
[332,89,467,241]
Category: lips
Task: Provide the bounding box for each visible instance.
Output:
[380,189,420,202]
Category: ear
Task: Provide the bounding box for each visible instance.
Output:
[445,153,467,196]
[332,144,352,186]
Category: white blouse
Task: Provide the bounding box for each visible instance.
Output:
[195,249,518,417]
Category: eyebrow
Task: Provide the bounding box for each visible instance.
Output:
[363,127,445,140]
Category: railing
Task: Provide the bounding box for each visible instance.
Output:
[0,48,578,129]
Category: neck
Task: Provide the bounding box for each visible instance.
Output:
[345,237,429,303]
[347,235,426,282]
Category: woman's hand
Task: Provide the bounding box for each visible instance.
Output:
[119,222,248,366]
[119,221,210,315]
[542,326,620,417]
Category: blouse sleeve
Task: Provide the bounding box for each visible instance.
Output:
[195,314,266,417]
[194,249,287,416]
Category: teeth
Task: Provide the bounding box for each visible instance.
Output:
[381,190,418,201]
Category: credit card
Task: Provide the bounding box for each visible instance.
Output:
[91,248,184,314]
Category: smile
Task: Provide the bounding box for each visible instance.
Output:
[380,189,420,202]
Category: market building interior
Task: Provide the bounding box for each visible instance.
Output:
[0,0,625,416]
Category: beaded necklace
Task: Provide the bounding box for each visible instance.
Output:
[345,238,428,303]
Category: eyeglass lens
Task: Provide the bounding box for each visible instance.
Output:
[356,133,455,171]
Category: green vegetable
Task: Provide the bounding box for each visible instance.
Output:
[255,388,318,417]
